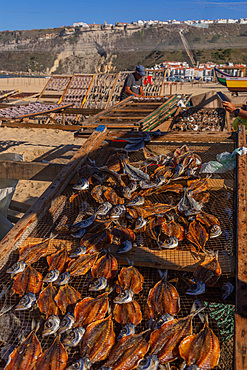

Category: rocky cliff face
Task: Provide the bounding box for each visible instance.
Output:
[0,24,246,74]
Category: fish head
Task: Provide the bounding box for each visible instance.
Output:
[6,260,26,275]
[59,313,75,334]
[89,277,108,291]
[66,357,91,370]
[117,323,135,341]
[117,240,132,254]
[54,271,71,285]
[72,179,90,191]
[43,314,60,336]
[43,269,60,283]
[15,292,36,311]
[210,224,222,238]
[186,281,205,295]
[63,327,85,347]
[70,246,86,258]
[160,236,178,249]
[113,289,134,304]
[136,354,159,370]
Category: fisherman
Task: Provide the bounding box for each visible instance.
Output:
[120,65,146,101]
[222,100,247,131]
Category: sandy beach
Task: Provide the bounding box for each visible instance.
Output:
[0,77,246,213]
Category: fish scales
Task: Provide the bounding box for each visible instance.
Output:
[74,293,109,327]
[13,265,43,297]
[103,332,150,370]
[80,315,115,363]
[4,331,42,370]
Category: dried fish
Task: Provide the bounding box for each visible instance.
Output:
[37,283,59,318]
[79,315,115,363]
[117,266,144,294]
[69,214,96,231]
[104,188,125,205]
[110,205,126,219]
[89,277,108,291]
[162,220,185,242]
[35,336,68,370]
[63,327,85,347]
[186,281,206,295]
[128,196,145,207]
[193,252,222,287]
[135,217,147,230]
[13,266,43,296]
[59,313,75,334]
[55,284,81,315]
[69,246,86,258]
[15,292,36,311]
[113,300,142,325]
[4,330,42,370]
[147,278,180,319]
[150,308,204,364]
[91,185,107,204]
[67,253,98,277]
[43,314,60,336]
[18,236,54,265]
[54,271,71,286]
[122,158,150,182]
[159,236,179,249]
[186,221,209,251]
[74,292,109,328]
[112,225,135,242]
[91,252,118,280]
[103,330,150,370]
[46,246,70,273]
[179,320,220,369]
[210,224,222,238]
[96,201,113,216]
[117,240,133,254]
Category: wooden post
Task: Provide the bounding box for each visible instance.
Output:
[235,125,247,370]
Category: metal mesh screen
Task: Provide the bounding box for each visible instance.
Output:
[0,138,235,368]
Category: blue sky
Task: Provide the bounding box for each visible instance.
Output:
[0,0,246,31]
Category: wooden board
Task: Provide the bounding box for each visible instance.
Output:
[235,125,247,369]
[0,127,108,269]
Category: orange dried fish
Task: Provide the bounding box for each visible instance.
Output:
[37,283,59,318]
[147,279,180,319]
[91,185,108,203]
[187,178,209,195]
[18,238,50,265]
[5,330,42,370]
[193,253,222,287]
[196,211,220,228]
[146,217,164,241]
[150,310,202,364]
[35,336,68,370]
[55,284,81,315]
[186,220,209,251]
[193,192,210,205]
[162,220,185,241]
[74,292,109,327]
[151,166,173,180]
[113,300,142,325]
[139,183,183,197]
[104,187,125,205]
[103,331,150,370]
[117,266,144,294]
[179,321,220,369]
[67,252,99,276]
[91,252,118,280]
[80,315,115,363]
[13,265,43,297]
[46,246,70,273]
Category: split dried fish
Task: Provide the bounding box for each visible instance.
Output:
[79,315,115,363]
[179,320,220,369]
[72,179,90,191]
[35,336,68,370]
[186,221,209,252]
[91,252,118,280]
[13,265,43,297]
[116,266,144,296]
[67,253,99,277]
[193,252,222,287]
[18,236,54,265]
[46,246,70,273]
[74,292,109,327]
[37,283,59,318]
[103,330,150,370]
[55,284,81,315]
[113,300,142,325]
[147,278,180,319]
[4,330,42,370]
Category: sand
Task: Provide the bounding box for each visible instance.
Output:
[0,77,246,213]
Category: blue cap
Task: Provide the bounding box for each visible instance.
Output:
[136,65,146,77]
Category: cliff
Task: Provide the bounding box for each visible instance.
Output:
[0,23,247,74]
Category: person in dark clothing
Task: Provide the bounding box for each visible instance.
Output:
[120,65,146,101]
